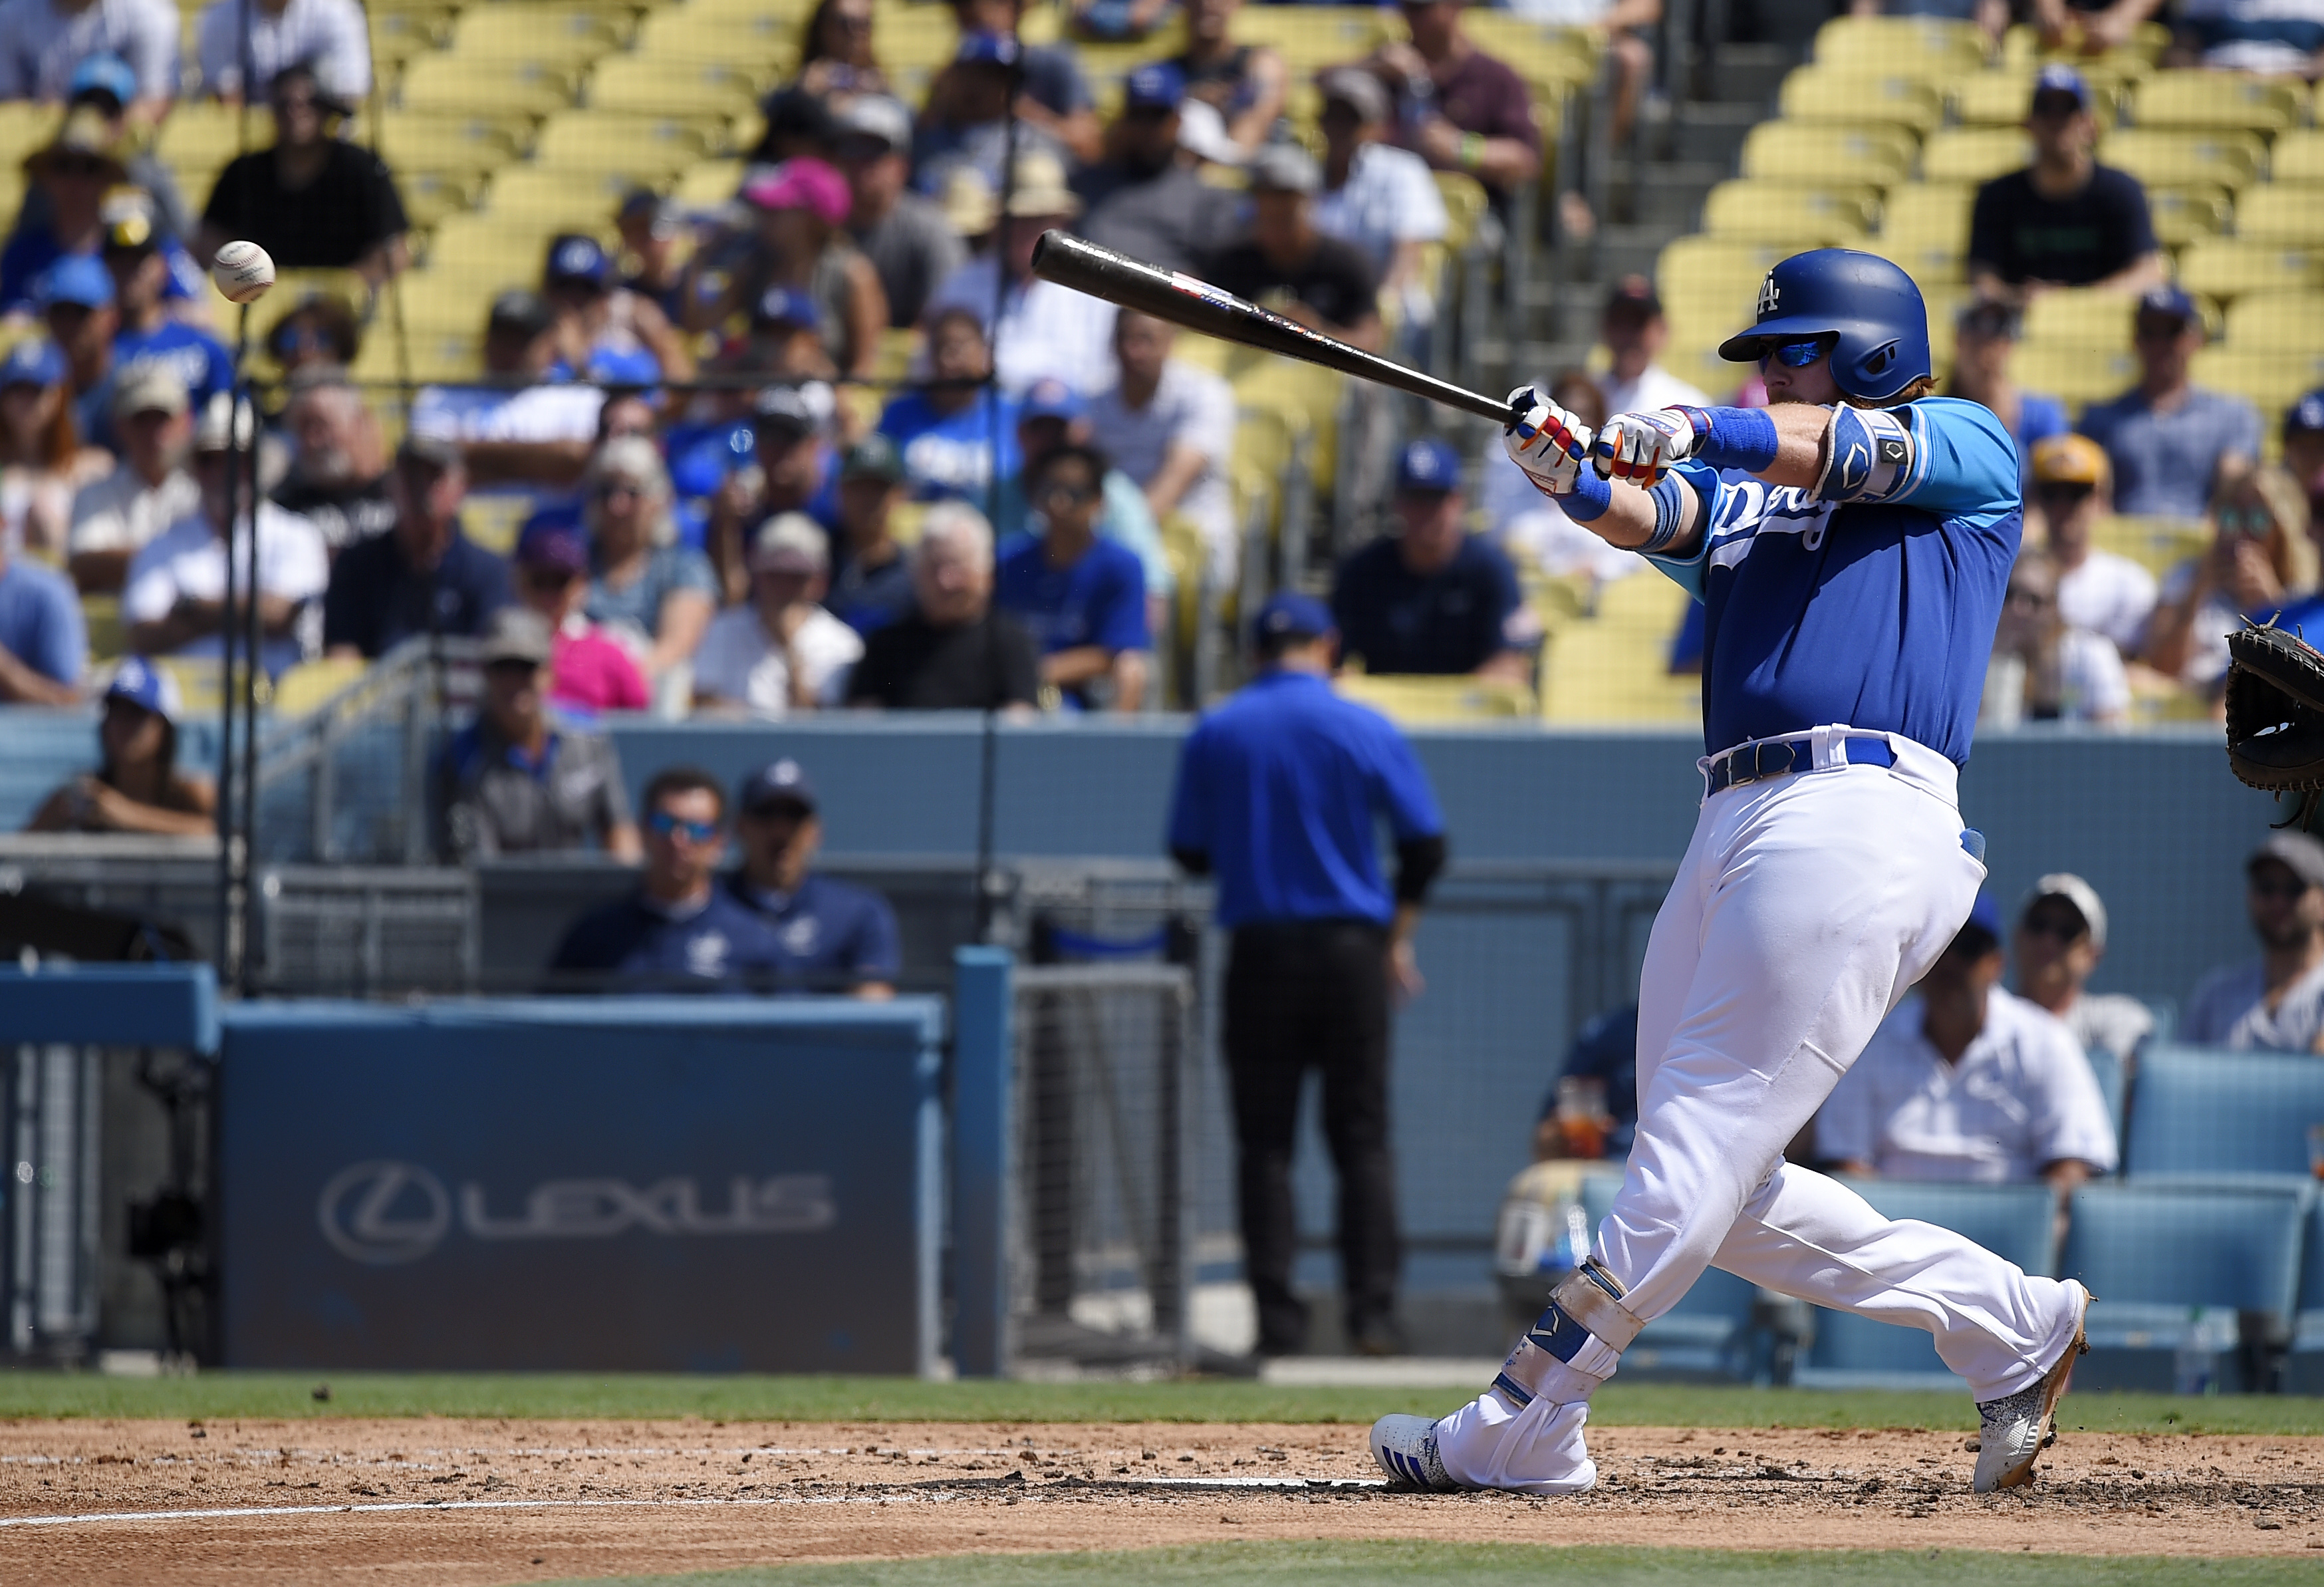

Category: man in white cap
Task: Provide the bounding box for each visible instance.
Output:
[924,149,1115,395]
[2183,833,2324,1052]
[835,95,962,329]
[2012,873,2152,1068]
[693,513,863,718]
[66,359,197,593]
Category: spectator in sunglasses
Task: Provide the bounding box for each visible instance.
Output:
[1980,550,2128,729]
[2013,874,2151,1071]
[264,290,362,378]
[2182,833,2324,1052]
[510,515,646,716]
[2079,286,2259,518]
[196,62,408,285]
[580,435,716,710]
[1948,299,2068,493]
[548,764,795,991]
[434,607,640,863]
[1,109,131,314]
[2027,434,2154,656]
[995,441,1149,712]
[322,433,510,659]
[2144,463,2313,694]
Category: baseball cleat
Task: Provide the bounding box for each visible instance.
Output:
[1972,1282,2090,1493]
[1369,1413,1460,1491]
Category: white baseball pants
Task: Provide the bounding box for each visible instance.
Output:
[1436,733,2089,1492]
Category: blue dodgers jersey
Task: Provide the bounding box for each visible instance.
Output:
[1658,397,2022,766]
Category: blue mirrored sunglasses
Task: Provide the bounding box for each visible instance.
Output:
[1760,339,1829,369]
[647,811,721,843]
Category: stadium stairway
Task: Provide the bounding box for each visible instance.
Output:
[1516,30,1807,381]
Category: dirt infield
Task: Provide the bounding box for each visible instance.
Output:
[1,1418,2320,1586]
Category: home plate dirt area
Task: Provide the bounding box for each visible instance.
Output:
[0,1419,2319,1585]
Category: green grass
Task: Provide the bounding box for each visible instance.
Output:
[2,1373,2321,1435]
[539,1543,2324,1587]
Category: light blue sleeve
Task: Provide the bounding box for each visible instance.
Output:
[1640,462,1721,601]
[1888,397,2022,531]
[1100,469,1175,597]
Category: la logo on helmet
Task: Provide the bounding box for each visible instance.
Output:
[1757,275,1781,317]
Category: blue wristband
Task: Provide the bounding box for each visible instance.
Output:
[1561,468,1613,522]
[1639,477,1690,554]
[1680,406,1779,474]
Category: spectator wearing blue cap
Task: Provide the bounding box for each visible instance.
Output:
[0,334,83,562]
[35,253,118,441]
[323,434,512,660]
[547,766,786,992]
[94,188,230,454]
[508,512,648,716]
[827,434,915,636]
[408,291,606,492]
[542,233,693,388]
[4,55,195,247]
[196,0,371,107]
[197,63,408,285]
[833,96,962,331]
[990,375,1172,605]
[1967,66,2163,305]
[1072,61,1242,278]
[0,0,177,118]
[1820,895,2118,1193]
[725,758,903,997]
[2282,388,2324,529]
[1332,438,1537,681]
[995,440,1150,712]
[925,0,1100,169]
[2079,287,2260,519]
[0,409,82,703]
[877,305,1022,504]
[914,29,1074,203]
[27,658,219,836]
[1166,587,1446,1357]
[1203,144,1381,353]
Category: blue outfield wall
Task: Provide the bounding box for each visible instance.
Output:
[611,716,2267,1010]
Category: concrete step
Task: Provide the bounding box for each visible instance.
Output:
[1595,223,1681,282]
[1704,41,1801,108]
[1612,158,1726,229]
[1672,102,1765,170]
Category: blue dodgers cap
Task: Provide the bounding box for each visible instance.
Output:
[1949,892,2005,955]
[543,232,613,289]
[2031,63,2089,110]
[0,336,65,389]
[955,29,1021,67]
[1124,61,1186,110]
[739,756,818,814]
[1021,376,1085,422]
[105,654,181,724]
[66,51,136,109]
[1394,436,1462,494]
[2286,388,2324,441]
[2136,283,2200,328]
[1251,591,1333,647]
[36,253,114,309]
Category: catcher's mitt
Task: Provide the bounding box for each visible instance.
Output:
[2225,622,2324,829]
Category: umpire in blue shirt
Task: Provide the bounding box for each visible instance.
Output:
[1166,592,1448,1357]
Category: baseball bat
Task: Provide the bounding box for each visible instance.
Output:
[1030,229,1522,428]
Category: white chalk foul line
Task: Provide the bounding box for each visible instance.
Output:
[0,1476,1393,1530]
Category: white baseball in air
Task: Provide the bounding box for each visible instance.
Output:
[211,240,275,304]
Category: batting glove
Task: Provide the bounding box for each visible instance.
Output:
[1592,407,1705,488]
[1503,385,1591,498]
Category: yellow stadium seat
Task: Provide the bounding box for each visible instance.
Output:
[397,168,484,231]
[459,494,538,557]
[154,102,263,186]
[634,5,804,71]
[2272,130,2324,184]
[2148,183,2234,248]
[1740,122,1916,186]
[2177,237,2324,301]
[533,112,723,176]
[587,55,768,118]
[674,159,744,207]
[1813,15,1991,80]
[1233,360,1344,494]
[1463,17,1599,89]
[368,110,531,176]
[872,3,960,70]
[2010,343,2138,406]
[1336,672,1536,723]
[369,6,456,74]
[82,594,122,663]
[1700,180,1879,246]
[399,55,581,119]
[1432,170,1488,254]
[2099,128,2266,190]
[1656,235,1785,340]
[2224,291,2324,352]
[350,320,480,384]
[1539,571,1699,724]
[1882,182,1973,235]
[270,658,369,719]
[1876,189,1973,282]
[1776,68,1946,134]
[421,212,569,281]
[0,100,53,160]
[2130,70,2304,133]
[483,166,650,233]
[2091,513,2209,577]
[1227,7,1394,71]
[1920,127,2029,184]
[1952,71,2039,127]
[446,4,631,70]
[2023,287,2199,351]
[2190,347,2324,413]
[2235,186,2324,247]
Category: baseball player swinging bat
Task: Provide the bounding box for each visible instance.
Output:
[1030,229,1538,434]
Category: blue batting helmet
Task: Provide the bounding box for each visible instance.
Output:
[1716,249,1932,404]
